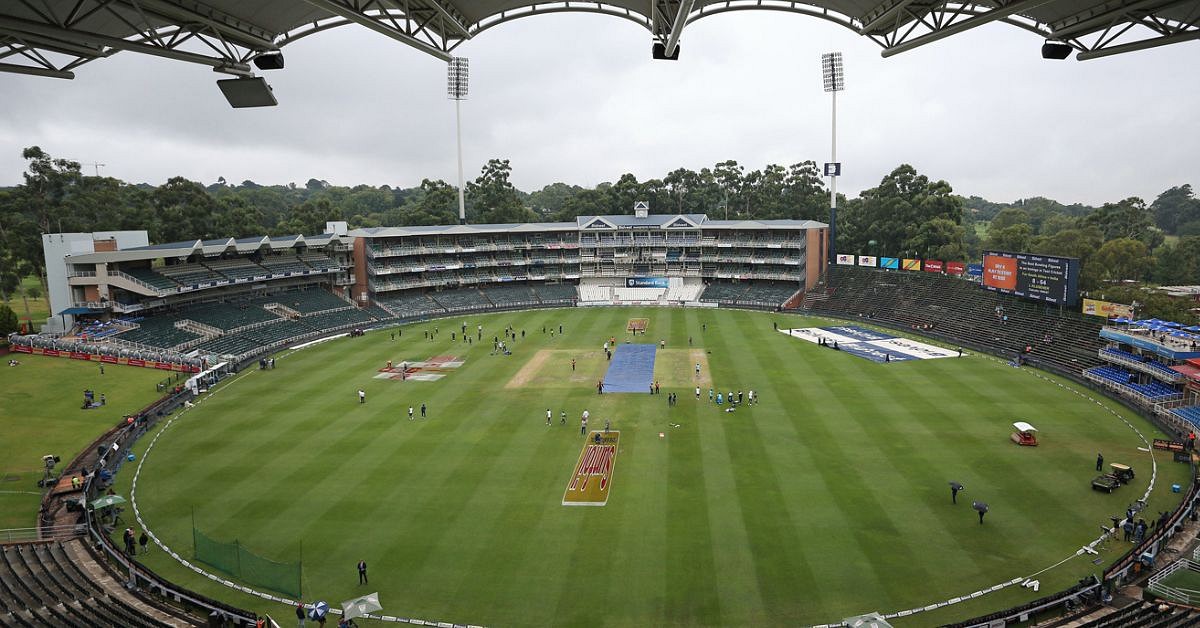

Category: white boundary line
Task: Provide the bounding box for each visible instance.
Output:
[128,334,485,626]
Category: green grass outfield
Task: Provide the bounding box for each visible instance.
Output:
[113,307,1189,627]
[0,356,167,529]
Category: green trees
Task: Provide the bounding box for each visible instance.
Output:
[1152,185,1200,236]
[839,164,966,260]
[0,303,18,336]
[467,159,538,224]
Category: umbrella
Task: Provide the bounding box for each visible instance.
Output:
[341,592,382,620]
[949,481,964,491]
[88,494,126,510]
[308,601,329,620]
[973,501,989,513]
[1164,321,1183,328]
[1186,326,1200,332]
[1112,317,1131,324]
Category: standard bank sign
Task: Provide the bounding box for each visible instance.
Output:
[627,277,669,288]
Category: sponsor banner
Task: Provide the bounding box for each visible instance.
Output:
[564,431,620,506]
[867,338,960,360]
[967,263,983,276]
[780,327,960,363]
[1083,298,1134,319]
[626,277,668,289]
[946,261,966,275]
[822,325,895,342]
[857,255,877,267]
[880,257,900,270]
[13,348,199,372]
[924,260,944,273]
[835,254,855,265]
[902,258,921,271]
[778,327,867,346]
[839,342,920,363]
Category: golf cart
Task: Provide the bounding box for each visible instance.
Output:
[1092,463,1135,493]
[1010,421,1038,446]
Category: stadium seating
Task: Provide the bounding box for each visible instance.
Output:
[203,258,268,281]
[270,289,352,314]
[116,315,200,349]
[377,293,446,318]
[158,263,225,286]
[481,284,539,306]
[300,253,338,272]
[0,541,171,627]
[258,255,312,275]
[805,266,1106,377]
[699,282,749,305]
[1101,347,1183,380]
[533,283,577,304]
[1075,601,1200,627]
[180,301,279,331]
[1170,406,1200,428]
[431,288,487,312]
[120,267,179,291]
[1084,365,1182,401]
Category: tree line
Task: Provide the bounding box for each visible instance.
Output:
[2,146,1198,322]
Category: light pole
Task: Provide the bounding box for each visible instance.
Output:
[821,52,844,264]
[447,57,469,225]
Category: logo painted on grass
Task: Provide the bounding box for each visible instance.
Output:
[374,355,464,382]
[627,318,648,332]
[563,431,620,506]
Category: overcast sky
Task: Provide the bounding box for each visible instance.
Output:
[0,13,1196,207]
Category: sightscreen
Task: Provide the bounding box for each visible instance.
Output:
[981,251,1079,306]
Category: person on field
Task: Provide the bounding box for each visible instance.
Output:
[571,358,576,371]
[358,559,368,585]
[421,403,426,418]
[139,530,149,554]
[408,406,414,420]
[581,410,589,436]
[296,602,306,627]
[358,390,365,404]
[560,410,566,425]
[547,408,552,426]
[1096,452,1104,471]
[695,386,701,400]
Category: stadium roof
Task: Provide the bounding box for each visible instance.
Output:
[352,213,827,236]
[65,232,347,263]
[0,0,1194,85]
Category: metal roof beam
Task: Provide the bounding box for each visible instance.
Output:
[1076,24,1200,57]
[0,60,74,78]
[117,0,278,50]
[380,0,470,38]
[301,0,452,61]
[663,0,696,57]
[1050,0,1192,38]
[0,14,250,71]
[880,0,1056,56]
[860,0,920,33]
[0,30,106,57]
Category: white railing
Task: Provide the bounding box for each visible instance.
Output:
[1148,558,1200,604]
[1100,349,1186,383]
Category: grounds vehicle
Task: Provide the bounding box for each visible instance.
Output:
[1010,421,1038,446]
[1092,463,1135,492]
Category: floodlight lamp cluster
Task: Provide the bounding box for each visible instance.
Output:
[821,52,844,92]
[447,57,469,100]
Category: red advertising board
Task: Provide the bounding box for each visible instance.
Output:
[127,359,145,367]
[70,351,92,360]
[983,254,1018,290]
[9,348,198,372]
[42,349,59,357]
[100,355,119,364]
[924,260,944,272]
[13,344,32,354]
[946,261,965,275]
[154,362,175,371]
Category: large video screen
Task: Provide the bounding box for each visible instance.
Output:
[982,251,1080,306]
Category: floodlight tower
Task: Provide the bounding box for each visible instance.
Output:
[821,52,844,263]
[448,57,469,225]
